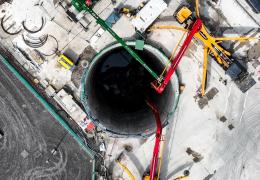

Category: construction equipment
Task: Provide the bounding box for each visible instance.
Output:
[175,6,192,24]
[149,0,259,96]
[151,18,202,94]
[174,170,190,180]
[143,98,162,180]
[71,0,159,80]
[119,7,137,17]
[57,54,75,70]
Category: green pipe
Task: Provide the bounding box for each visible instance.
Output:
[71,0,159,80]
[0,55,97,179]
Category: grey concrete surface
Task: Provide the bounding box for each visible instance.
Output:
[0,61,93,180]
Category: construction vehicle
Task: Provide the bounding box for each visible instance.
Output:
[71,0,159,80]
[72,0,258,96]
[142,98,162,180]
[149,0,259,96]
[151,18,202,94]
[115,98,163,180]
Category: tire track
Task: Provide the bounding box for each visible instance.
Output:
[213,91,260,180]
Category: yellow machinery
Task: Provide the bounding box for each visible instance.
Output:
[115,160,135,180]
[175,6,192,24]
[116,159,160,180]
[143,175,159,180]
[119,2,146,17]
[57,54,74,70]
[149,0,260,96]
[112,1,259,179]
[120,7,131,14]
[174,176,188,180]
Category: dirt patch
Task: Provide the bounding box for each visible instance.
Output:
[71,45,96,88]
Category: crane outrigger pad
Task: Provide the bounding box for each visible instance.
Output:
[226,60,256,92]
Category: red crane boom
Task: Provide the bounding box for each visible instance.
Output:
[152,19,203,94]
[146,98,162,180]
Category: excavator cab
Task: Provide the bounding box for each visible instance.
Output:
[174,6,193,24]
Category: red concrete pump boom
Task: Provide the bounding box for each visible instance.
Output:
[152,18,203,94]
[146,98,162,180]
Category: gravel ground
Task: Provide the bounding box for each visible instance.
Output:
[0,60,93,180]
